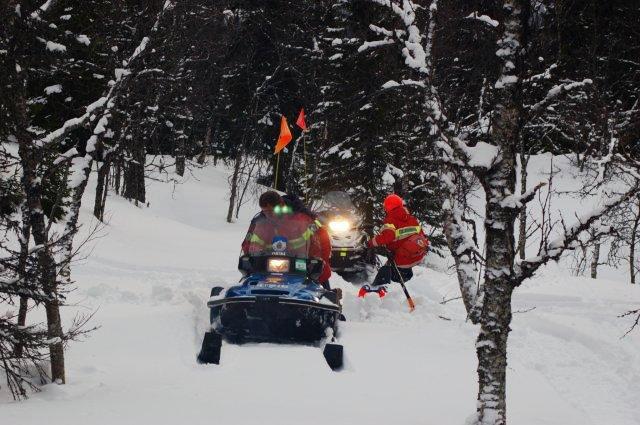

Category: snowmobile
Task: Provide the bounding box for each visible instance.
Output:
[197,215,344,370]
[315,191,376,283]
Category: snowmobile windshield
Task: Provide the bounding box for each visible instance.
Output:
[246,211,321,259]
[315,191,360,231]
[317,191,356,212]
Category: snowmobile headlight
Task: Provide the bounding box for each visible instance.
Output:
[267,257,290,273]
[328,219,351,233]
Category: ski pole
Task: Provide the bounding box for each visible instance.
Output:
[391,260,416,312]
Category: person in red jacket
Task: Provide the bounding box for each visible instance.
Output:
[367,194,429,288]
[242,191,332,288]
[282,194,332,288]
[241,191,283,255]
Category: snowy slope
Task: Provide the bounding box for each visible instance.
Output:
[2,163,639,425]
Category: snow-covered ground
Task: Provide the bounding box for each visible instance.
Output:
[2,162,639,425]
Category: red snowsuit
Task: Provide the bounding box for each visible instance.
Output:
[368,206,428,267]
[242,212,331,282]
[287,212,331,282]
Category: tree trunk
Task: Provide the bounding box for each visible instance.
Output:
[227,150,242,223]
[590,241,600,279]
[58,158,94,281]
[630,201,639,284]
[14,206,31,358]
[176,156,185,176]
[477,159,517,425]
[175,133,185,177]
[518,148,528,260]
[476,276,513,425]
[475,2,523,422]
[19,143,66,385]
[631,229,636,285]
[197,124,213,165]
[236,158,258,219]
[123,149,146,205]
[114,157,122,195]
[93,159,111,221]
[14,73,66,383]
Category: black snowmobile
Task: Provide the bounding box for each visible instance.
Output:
[315,191,376,283]
[197,213,344,370]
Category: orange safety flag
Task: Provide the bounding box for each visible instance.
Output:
[295,108,307,131]
[274,115,293,154]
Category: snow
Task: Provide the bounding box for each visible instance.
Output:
[93,116,110,134]
[458,140,499,168]
[44,84,62,95]
[53,148,78,165]
[369,24,393,37]
[258,115,273,126]
[401,79,425,87]
[466,12,499,28]
[127,37,150,66]
[1,161,639,425]
[381,80,400,89]
[86,97,107,114]
[39,0,54,12]
[76,35,91,46]
[339,149,353,159]
[358,39,394,52]
[494,74,518,89]
[44,40,67,53]
[114,68,131,81]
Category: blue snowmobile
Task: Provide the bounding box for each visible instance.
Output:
[197,217,344,370]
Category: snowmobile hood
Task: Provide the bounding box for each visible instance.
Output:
[208,272,339,309]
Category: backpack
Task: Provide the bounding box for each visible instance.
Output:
[397,233,429,260]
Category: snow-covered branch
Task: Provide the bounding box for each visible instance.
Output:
[528,78,593,112]
[369,0,429,74]
[36,1,175,150]
[499,181,547,211]
[358,39,394,52]
[0,277,52,303]
[29,0,60,20]
[465,12,499,28]
[522,63,557,83]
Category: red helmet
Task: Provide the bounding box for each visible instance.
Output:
[383,194,404,212]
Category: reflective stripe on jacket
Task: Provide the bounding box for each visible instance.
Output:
[370,206,428,267]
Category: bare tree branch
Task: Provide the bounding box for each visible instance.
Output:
[516,184,639,283]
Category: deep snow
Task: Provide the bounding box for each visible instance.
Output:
[2,160,639,425]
